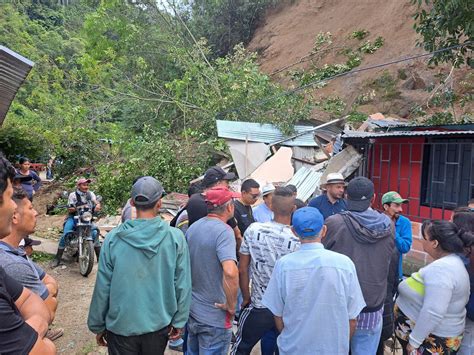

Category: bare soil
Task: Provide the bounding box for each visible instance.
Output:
[248,0,473,119]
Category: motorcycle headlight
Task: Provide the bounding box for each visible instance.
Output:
[81,211,93,222]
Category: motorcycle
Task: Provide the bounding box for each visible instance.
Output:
[56,192,102,277]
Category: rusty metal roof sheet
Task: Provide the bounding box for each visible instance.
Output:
[0,46,34,125]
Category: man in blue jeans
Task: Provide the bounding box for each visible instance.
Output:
[186,186,240,355]
[51,178,101,267]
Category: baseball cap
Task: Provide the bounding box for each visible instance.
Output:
[346,177,374,212]
[204,186,240,208]
[131,176,166,206]
[324,172,346,185]
[202,166,236,188]
[23,237,41,247]
[382,191,408,205]
[76,178,92,186]
[261,183,276,196]
[292,207,324,238]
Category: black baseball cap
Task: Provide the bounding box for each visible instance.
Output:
[346,177,374,212]
[202,166,236,188]
[23,237,41,247]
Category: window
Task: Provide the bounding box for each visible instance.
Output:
[421,138,474,209]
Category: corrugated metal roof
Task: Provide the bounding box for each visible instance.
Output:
[342,130,474,139]
[286,166,323,202]
[0,46,34,125]
[217,120,340,147]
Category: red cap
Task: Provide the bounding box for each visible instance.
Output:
[204,186,240,207]
[76,178,92,186]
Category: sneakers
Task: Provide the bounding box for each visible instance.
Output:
[45,327,64,341]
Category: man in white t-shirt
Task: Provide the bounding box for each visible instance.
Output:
[231,187,299,355]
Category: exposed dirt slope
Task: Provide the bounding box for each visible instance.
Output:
[249,0,472,120]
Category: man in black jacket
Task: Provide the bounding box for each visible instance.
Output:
[323,177,394,355]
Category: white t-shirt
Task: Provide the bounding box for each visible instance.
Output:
[240,221,300,308]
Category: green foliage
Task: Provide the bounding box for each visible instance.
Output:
[358,37,384,54]
[31,251,55,263]
[370,71,401,100]
[347,111,367,123]
[350,29,369,40]
[180,0,280,57]
[316,97,346,118]
[0,122,49,162]
[411,0,473,67]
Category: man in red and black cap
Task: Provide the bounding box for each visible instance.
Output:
[51,177,102,267]
[186,186,240,355]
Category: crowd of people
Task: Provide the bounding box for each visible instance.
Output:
[0,155,473,355]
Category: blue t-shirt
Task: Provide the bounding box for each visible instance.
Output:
[308,194,347,220]
[395,215,412,278]
[252,203,274,223]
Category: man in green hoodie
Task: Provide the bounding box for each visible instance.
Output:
[87,176,191,355]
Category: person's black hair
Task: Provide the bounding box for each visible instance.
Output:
[422,219,474,254]
[12,187,28,203]
[134,198,160,211]
[272,186,295,215]
[295,198,306,209]
[241,179,260,193]
[0,156,16,205]
[286,184,297,194]
[452,210,474,236]
[274,186,294,197]
[188,183,203,197]
[19,157,30,165]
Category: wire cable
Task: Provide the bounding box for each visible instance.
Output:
[217,41,473,117]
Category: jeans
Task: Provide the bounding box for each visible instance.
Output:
[459,318,474,355]
[351,317,383,355]
[106,327,168,355]
[186,316,233,355]
[59,216,99,248]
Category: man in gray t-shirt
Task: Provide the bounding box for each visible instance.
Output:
[0,246,48,300]
[186,186,240,355]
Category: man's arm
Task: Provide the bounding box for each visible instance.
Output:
[395,217,412,254]
[349,319,357,338]
[15,287,52,335]
[274,316,284,333]
[219,260,239,315]
[42,273,58,297]
[87,237,113,335]
[233,226,243,251]
[238,253,251,307]
[171,234,192,329]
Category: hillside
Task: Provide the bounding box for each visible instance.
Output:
[248,0,473,122]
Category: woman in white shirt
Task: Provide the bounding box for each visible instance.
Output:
[395,220,474,354]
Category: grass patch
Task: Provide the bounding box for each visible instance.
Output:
[31,251,55,263]
[370,70,401,100]
[350,29,369,40]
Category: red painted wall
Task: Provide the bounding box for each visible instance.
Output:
[368,137,452,222]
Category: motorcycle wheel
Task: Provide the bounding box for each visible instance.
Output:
[79,240,94,277]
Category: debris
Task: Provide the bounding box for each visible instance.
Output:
[319,145,362,185]
[226,139,270,178]
[251,147,294,184]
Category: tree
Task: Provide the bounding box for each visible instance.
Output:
[412,0,473,67]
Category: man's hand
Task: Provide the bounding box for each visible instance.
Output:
[95,203,102,212]
[406,343,418,354]
[168,326,183,341]
[214,302,236,316]
[96,331,107,347]
[240,297,251,309]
